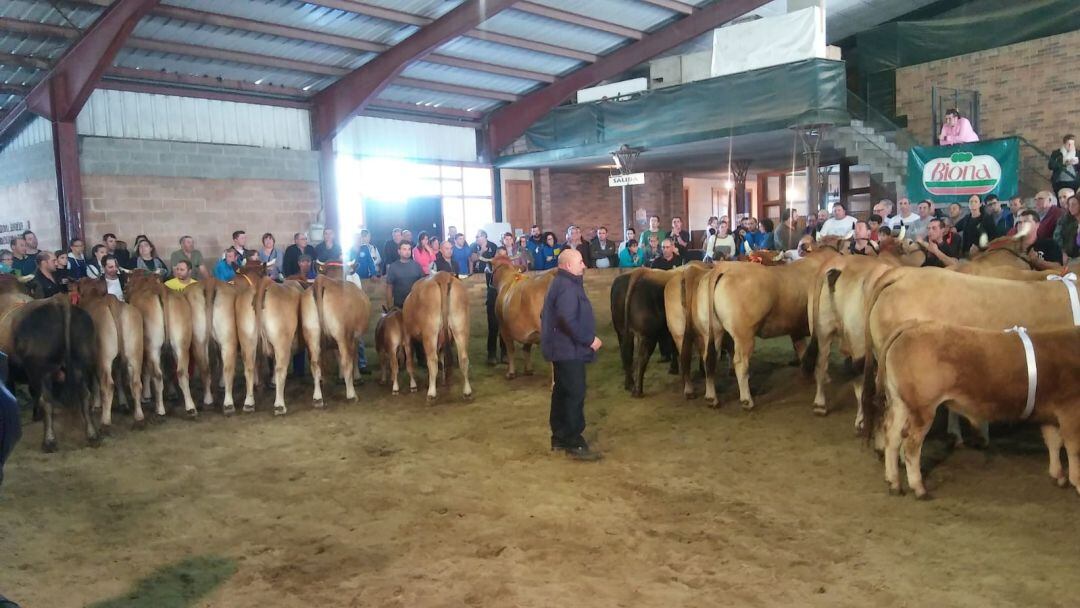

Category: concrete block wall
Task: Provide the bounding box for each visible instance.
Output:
[534,169,684,240]
[80,136,321,255]
[896,29,1080,188]
[0,141,61,251]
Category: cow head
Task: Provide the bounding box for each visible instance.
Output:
[315,259,355,280]
[490,253,521,289]
[74,277,108,299]
[0,273,41,298]
[237,258,269,280]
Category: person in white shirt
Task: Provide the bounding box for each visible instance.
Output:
[907,200,936,240]
[102,255,125,302]
[818,202,858,237]
[887,197,920,230]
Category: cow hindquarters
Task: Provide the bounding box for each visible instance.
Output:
[299,292,323,407]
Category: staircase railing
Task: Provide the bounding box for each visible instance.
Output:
[846,91,920,155]
[1016,135,1054,197]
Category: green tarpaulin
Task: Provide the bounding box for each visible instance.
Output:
[907,137,1020,203]
[857,0,1080,75]
[518,59,848,156]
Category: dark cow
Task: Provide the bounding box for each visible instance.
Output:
[13,295,99,452]
[612,268,679,397]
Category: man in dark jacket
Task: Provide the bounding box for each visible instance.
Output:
[282,232,317,278]
[541,249,602,461]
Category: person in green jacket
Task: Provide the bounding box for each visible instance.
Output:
[618,239,643,268]
[639,215,668,256]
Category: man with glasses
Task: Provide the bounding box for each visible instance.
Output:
[1033,190,1065,240]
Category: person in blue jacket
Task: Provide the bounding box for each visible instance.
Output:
[349,230,378,279]
[541,248,602,461]
[213,248,238,282]
[535,232,561,271]
[450,233,472,276]
[618,239,643,268]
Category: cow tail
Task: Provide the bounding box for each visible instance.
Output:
[157,282,170,346]
[706,269,725,358]
[440,277,452,348]
[859,270,903,431]
[313,276,326,340]
[866,321,918,443]
[623,269,644,351]
[801,267,840,375]
[106,296,126,376]
[61,295,76,406]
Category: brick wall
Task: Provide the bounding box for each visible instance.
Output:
[896,30,1080,190]
[79,136,321,256]
[534,169,684,239]
[0,141,61,250]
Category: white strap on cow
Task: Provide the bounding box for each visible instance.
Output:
[1047,273,1080,326]
[1004,326,1037,420]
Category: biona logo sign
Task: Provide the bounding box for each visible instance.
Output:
[922,151,1002,196]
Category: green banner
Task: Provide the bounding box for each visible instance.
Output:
[906,137,1019,203]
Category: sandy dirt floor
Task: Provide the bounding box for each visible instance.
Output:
[1,269,1078,607]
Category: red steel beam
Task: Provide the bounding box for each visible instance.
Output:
[638,0,696,15]
[312,0,518,145]
[98,79,312,109]
[513,2,644,39]
[24,0,161,121]
[52,120,84,246]
[486,0,773,155]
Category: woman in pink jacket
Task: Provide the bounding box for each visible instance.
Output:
[938,108,979,145]
[412,231,437,275]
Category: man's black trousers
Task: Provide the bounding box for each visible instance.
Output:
[550,360,587,445]
[485,286,505,360]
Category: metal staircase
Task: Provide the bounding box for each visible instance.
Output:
[829,92,920,198]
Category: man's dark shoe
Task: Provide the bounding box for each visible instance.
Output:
[358,367,372,376]
[658,355,672,363]
[486,356,498,366]
[565,445,603,461]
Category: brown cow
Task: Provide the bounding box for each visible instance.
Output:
[699,247,843,409]
[125,270,198,418]
[374,307,406,394]
[401,271,472,401]
[492,255,556,379]
[232,262,302,415]
[308,273,371,403]
[185,278,242,415]
[872,322,1080,499]
[663,261,715,399]
[74,278,145,429]
[618,267,680,397]
[859,269,1080,438]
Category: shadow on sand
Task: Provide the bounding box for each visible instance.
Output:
[88,555,237,608]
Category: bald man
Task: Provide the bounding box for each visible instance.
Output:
[540,249,602,461]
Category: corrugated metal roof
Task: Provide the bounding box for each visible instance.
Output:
[165,0,418,46]
[404,61,542,95]
[0,64,40,87]
[0,31,68,60]
[114,48,333,91]
[534,0,677,32]
[480,10,629,54]
[377,84,502,113]
[0,0,102,29]
[134,16,366,70]
[358,0,466,19]
[437,36,582,75]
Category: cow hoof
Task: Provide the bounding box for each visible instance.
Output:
[888,486,904,497]
[410,387,418,393]
[392,389,400,396]
[42,440,58,453]
[186,409,198,420]
[631,389,643,399]
[274,405,287,416]
[1056,476,1069,488]
[914,491,932,501]
[505,372,516,380]
[153,413,167,424]
[684,392,697,400]
[313,399,325,409]
[813,406,829,417]
[426,395,437,404]
[222,405,235,417]
[242,404,255,413]
[132,418,147,430]
[705,397,719,408]
[462,393,474,402]
[88,434,103,448]
[740,400,754,411]
[99,424,112,437]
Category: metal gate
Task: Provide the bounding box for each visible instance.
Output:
[931,87,980,145]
